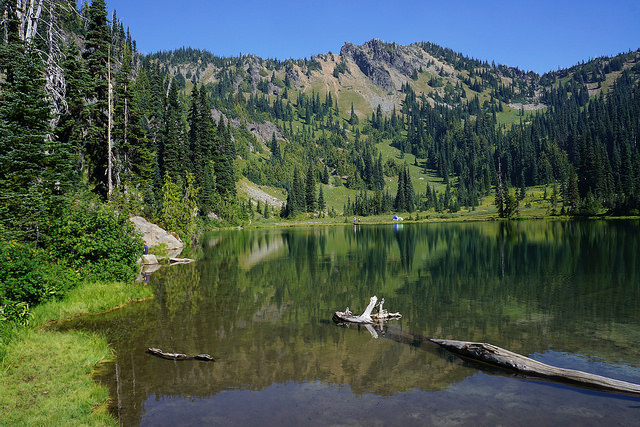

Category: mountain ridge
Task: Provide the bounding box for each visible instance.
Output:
[154,39,640,122]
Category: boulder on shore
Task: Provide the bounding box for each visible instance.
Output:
[130,216,184,256]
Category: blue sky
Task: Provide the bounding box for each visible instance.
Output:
[102,0,640,74]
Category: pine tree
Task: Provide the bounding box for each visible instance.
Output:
[214,117,236,200]
[292,166,305,213]
[0,41,65,240]
[349,102,359,125]
[567,165,580,214]
[56,41,91,181]
[270,132,281,163]
[403,166,415,212]
[305,163,316,212]
[394,167,406,211]
[160,79,187,181]
[83,0,111,198]
[318,185,326,213]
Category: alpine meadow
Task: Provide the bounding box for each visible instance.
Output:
[1,0,640,425]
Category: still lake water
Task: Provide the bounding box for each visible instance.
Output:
[65,220,640,426]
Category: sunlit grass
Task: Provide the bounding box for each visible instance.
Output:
[0,329,115,426]
[0,279,152,425]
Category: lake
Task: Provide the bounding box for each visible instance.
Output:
[63,220,640,426]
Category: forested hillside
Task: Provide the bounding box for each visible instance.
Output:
[2,0,640,242]
[152,40,640,218]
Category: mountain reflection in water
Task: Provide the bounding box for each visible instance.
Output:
[61,221,640,426]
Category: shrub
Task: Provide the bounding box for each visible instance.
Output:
[0,241,81,323]
[41,197,142,283]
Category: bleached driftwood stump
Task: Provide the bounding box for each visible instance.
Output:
[333,297,640,396]
[332,296,402,324]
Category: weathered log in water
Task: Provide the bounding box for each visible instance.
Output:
[333,297,640,396]
[333,296,402,324]
[428,339,640,396]
[147,347,215,362]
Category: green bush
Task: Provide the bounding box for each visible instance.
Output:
[41,197,142,283]
[0,241,81,325]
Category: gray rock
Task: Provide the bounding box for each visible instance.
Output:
[141,254,158,265]
[129,216,184,250]
[341,42,394,92]
[341,39,419,92]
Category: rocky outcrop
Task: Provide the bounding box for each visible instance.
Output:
[284,61,300,87]
[341,39,419,92]
[341,42,394,92]
[130,216,183,251]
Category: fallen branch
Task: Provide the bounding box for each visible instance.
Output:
[429,338,640,396]
[147,347,215,362]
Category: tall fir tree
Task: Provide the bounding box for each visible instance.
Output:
[83,0,111,198]
[0,39,71,240]
[160,78,187,182]
[214,117,236,200]
[305,163,316,212]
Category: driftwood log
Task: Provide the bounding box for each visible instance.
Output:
[333,297,640,396]
[332,296,401,324]
[429,339,640,396]
[147,347,215,361]
[169,257,196,264]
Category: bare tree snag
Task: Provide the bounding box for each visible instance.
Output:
[107,45,113,199]
[147,348,215,362]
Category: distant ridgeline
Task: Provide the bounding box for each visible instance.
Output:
[1,0,640,241]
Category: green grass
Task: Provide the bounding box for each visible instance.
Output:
[0,329,115,426]
[0,279,152,426]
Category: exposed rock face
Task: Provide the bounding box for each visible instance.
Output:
[130,216,183,250]
[341,42,394,92]
[341,39,419,92]
[284,62,300,87]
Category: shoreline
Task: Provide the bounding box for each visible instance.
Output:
[0,280,153,426]
[2,215,638,425]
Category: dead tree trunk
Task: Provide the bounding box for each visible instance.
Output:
[333,297,640,396]
[429,338,640,396]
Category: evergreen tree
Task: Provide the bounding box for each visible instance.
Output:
[349,102,359,125]
[0,41,69,240]
[305,163,316,212]
[160,79,187,181]
[83,0,111,198]
[318,185,326,213]
[270,132,281,163]
[56,42,92,182]
[292,166,305,213]
[566,165,580,214]
[394,167,406,211]
[403,166,415,212]
[214,117,236,199]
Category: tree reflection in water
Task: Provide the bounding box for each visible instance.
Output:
[61,220,640,426]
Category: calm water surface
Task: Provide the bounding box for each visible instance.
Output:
[65,221,640,426]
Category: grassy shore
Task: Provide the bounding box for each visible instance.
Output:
[0,280,152,426]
